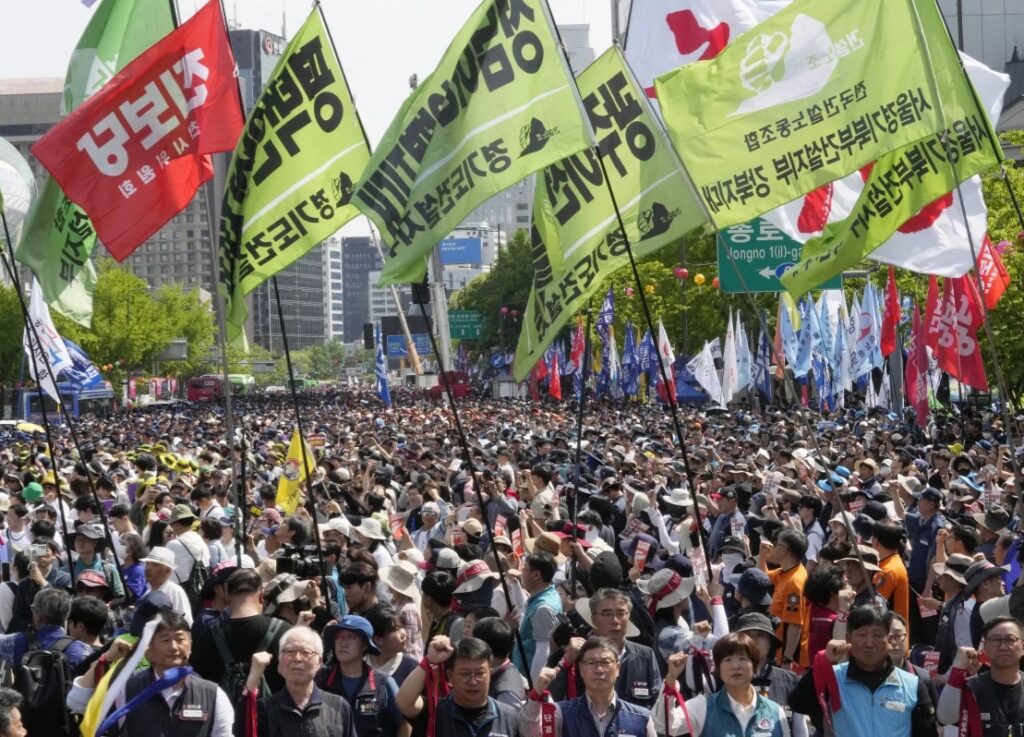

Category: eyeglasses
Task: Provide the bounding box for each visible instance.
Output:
[887,632,907,643]
[453,669,488,682]
[281,648,319,659]
[986,636,1022,649]
[580,659,617,671]
[594,609,630,620]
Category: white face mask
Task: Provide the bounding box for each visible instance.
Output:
[721,552,745,576]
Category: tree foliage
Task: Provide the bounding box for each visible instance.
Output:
[0,285,23,387]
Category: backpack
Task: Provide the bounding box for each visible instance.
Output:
[16,632,75,737]
[180,539,210,615]
[210,618,284,703]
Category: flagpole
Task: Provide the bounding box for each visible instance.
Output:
[570,303,594,595]
[367,221,422,375]
[906,0,1023,458]
[413,297,534,691]
[616,54,875,593]
[270,276,333,610]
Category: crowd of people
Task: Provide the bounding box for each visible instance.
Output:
[0,387,1018,737]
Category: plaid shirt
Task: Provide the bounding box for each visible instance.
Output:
[0,624,92,669]
[399,600,423,660]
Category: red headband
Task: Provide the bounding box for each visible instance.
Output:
[456,561,490,588]
[648,572,683,615]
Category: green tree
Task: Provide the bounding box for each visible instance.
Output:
[152,283,215,378]
[0,285,22,387]
[307,340,347,379]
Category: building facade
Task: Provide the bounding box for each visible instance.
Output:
[341,236,381,343]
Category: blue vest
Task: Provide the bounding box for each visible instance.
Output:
[560,696,651,737]
[830,662,918,737]
[700,689,784,737]
[513,585,561,674]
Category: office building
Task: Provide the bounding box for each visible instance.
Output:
[323,238,345,341]
[341,236,381,343]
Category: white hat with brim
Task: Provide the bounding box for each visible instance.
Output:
[380,560,421,600]
[352,517,387,540]
[142,546,176,569]
[453,559,499,594]
[636,569,695,611]
[576,597,640,638]
[319,516,351,537]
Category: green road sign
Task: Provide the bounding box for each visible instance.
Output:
[449,310,484,340]
[717,218,843,294]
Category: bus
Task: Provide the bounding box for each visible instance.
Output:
[287,378,319,391]
[186,374,255,401]
[2,381,115,424]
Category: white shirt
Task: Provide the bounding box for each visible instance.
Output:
[166,531,210,585]
[154,579,194,626]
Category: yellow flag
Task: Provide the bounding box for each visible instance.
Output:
[276,430,315,515]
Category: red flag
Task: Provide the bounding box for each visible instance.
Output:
[924,276,940,351]
[977,236,1011,310]
[31,1,243,261]
[569,319,585,373]
[880,266,900,358]
[549,353,562,400]
[904,305,929,426]
[926,276,988,391]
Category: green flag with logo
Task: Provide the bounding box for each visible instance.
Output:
[220,7,372,343]
[14,0,175,326]
[353,0,593,286]
[778,0,1003,297]
[654,0,989,230]
[513,48,705,381]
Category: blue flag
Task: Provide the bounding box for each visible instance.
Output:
[818,298,834,360]
[754,325,772,402]
[375,324,391,407]
[61,338,102,388]
[621,323,640,397]
[792,298,814,379]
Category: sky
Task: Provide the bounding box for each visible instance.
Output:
[0,0,615,148]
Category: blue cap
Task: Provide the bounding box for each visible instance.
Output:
[834,466,851,479]
[324,615,381,655]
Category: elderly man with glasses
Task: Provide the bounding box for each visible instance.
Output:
[243,625,356,737]
[937,616,1024,736]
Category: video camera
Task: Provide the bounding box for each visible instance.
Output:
[275,544,323,579]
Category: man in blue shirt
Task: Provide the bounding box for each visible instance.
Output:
[0,588,91,670]
[904,486,947,643]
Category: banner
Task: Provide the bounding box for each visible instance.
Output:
[926,275,988,391]
[220,7,372,342]
[654,0,988,228]
[61,339,104,389]
[275,429,315,515]
[24,280,74,405]
[354,0,593,286]
[977,237,1011,310]
[693,340,723,405]
[15,0,176,325]
[31,1,244,262]
[512,47,704,380]
[375,324,392,407]
[905,305,929,426]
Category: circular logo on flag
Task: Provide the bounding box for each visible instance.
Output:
[282,459,301,481]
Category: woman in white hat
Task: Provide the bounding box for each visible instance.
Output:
[378,560,423,660]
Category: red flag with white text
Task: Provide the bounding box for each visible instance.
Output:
[925,276,988,391]
[977,236,1011,310]
[31,1,243,261]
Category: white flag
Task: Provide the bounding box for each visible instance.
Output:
[722,310,738,403]
[24,279,72,405]
[736,314,753,391]
[657,319,676,370]
[693,341,723,406]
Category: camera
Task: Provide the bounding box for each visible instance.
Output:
[275,544,323,579]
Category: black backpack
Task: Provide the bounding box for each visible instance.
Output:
[180,541,210,615]
[16,632,75,737]
[210,618,284,703]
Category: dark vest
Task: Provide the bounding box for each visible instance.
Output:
[262,686,354,737]
[318,663,390,737]
[968,671,1024,737]
[433,696,519,737]
[123,669,219,737]
[560,696,651,737]
[935,593,965,672]
[753,664,800,729]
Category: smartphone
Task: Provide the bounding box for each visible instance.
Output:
[1,563,9,582]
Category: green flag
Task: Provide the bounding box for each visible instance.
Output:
[654,0,988,230]
[14,0,175,326]
[353,0,593,286]
[219,7,372,343]
[512,48,706,382]
[779,0,1003,297]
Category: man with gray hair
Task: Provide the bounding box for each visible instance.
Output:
[243,625,357,737]
[0,588,91,669]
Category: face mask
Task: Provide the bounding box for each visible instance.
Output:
[721,552,745,576]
